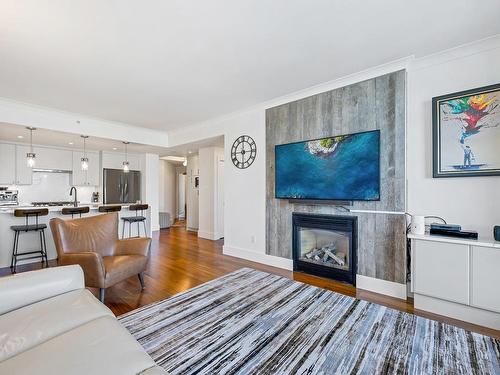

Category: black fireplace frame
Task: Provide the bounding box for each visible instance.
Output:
[292,213,357,285]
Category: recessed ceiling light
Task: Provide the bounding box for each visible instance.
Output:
[68,142,74,145]
[17,135,24,139]
[112,147,117,150]
[188,150,193,154]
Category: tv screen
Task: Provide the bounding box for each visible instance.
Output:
[275,130,380,201]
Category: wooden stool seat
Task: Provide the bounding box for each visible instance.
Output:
[98,205,122,213]
[61,206,90,218]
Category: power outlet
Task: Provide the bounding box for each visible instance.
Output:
[250,235,256,244]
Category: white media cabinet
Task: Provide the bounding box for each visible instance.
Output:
[408,233,500,330]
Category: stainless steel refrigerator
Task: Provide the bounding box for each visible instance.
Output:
[103,168,141,204]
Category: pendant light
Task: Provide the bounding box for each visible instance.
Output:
[80,135,89,170]
[122,141,130,173]
[26,127,36,168]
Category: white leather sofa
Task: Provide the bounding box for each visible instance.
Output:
[0,265,167,375]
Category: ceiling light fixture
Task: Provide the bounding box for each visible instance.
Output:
[26,127,36,168]
[17,135,24,139]
[122,141,130,173]
[68,142,74,145]
[112,147,117,151]
[182,160,187,167]
[81,135,89,171]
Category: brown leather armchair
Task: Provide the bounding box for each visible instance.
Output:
[50,212,151,302]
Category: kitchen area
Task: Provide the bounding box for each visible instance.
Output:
[0,123,163,270]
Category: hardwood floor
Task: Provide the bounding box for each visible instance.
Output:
[2,221,499,339]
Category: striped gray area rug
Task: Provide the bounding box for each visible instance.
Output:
[118,268,500,374]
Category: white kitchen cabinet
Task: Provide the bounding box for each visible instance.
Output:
[471,246,500,313]
[33,146,72,171]
[101,152,140,171]
[410,233,500,330]
[0,143,16,185]
[413,240,469,304]
[15,145,33,185]
[72,151,100,186]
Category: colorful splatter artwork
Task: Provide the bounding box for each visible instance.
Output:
[433,84,500,177]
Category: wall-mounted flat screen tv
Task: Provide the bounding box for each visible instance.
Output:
[275,130,380,201]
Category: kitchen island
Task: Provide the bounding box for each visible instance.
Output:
[0,204,151,269]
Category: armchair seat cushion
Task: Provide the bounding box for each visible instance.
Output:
[0,289,113,362]
[103,255,148,287]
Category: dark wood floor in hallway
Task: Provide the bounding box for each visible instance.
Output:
[2,222,499,339]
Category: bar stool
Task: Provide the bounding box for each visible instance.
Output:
[61,206,90,219]
[121,204,148,238]
[10,208,49,273]
[98,205,122,213]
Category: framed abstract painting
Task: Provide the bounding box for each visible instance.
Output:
[432,83,500,177]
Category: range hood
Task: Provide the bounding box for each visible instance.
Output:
[32,168,72,174]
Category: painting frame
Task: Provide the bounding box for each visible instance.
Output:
[432,83,500,178]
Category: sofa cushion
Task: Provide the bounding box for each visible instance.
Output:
[140,365,170,374]
[0,265,84,315]
[0,315,159,375]
[0,289,112,362]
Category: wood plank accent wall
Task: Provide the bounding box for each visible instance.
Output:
[265,70,407,284]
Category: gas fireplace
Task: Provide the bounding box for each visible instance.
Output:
[292,213,357,285]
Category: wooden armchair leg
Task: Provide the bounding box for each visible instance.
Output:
[138,272,145,290]
[99,288,106,303]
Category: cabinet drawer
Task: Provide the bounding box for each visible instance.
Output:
[471,246,500,313]
[414,240,469,304]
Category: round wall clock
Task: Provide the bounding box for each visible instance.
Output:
[231,135,257,169]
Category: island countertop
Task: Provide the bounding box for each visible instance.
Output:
[0,203,138,214]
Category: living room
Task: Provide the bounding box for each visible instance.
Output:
[0,1,499,374]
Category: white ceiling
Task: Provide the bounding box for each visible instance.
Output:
[0,122,169,154]
[1,1,499,131]
[162,136,224,157]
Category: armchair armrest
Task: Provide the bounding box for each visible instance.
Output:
[115,237,151,257]
[0,265,84,315]
[59,252,105,288]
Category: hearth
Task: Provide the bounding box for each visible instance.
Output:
[292,213,357,285]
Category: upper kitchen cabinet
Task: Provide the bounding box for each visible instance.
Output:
[15,145,33,185]
[72,151,100,186]
[33,146,73,171]
[0,143,16,185]
[101,151,141,171]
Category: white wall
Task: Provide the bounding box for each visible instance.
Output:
[168,35,500,273]
[186,154,199,231]
[407,39,500,237]
[159,159,176,224]
[198,147,224,240]
[176,166,187,219]
[141,153,160,231]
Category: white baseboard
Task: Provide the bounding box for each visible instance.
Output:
[223,247,406,299]
[415,294,500,330]
[223,245,293,270]
[198,230,222,240]
[356,274,407,300]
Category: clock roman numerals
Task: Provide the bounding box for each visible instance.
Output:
[231,135,257,169]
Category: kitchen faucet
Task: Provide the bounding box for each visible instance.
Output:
[70,186,78,207]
